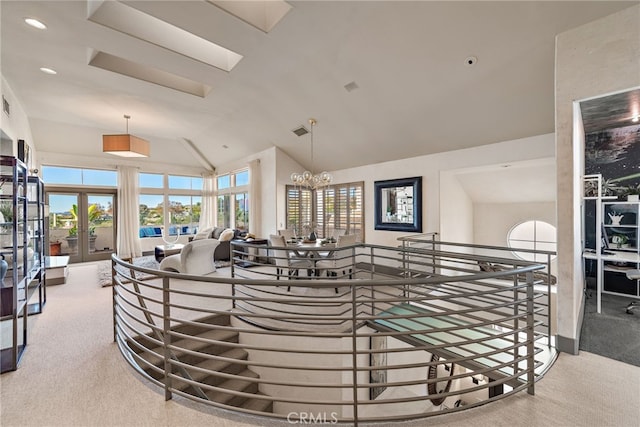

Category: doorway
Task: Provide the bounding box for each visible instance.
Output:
[47,190,116,263]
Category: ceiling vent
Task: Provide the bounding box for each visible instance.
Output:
[292,125,309,137]
[344,81,359,92]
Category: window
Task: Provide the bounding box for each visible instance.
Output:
[286,187,312,236]
[508,220,557,262]
[139,173,163,188]
[286,181,364,240]
[216,169,249,230]
[139,173,202,236]
[169,175,202,190]
[43,166,117,186]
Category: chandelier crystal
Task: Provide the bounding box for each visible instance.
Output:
[290,118,332,190]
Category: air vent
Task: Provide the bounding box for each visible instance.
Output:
[292,126,309,137]
[344,81,359,92]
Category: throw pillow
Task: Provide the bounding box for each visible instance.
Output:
[212,227,225,239]
[219,228,235,241]
[193,227,213,241]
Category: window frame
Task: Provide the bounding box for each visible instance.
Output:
[216,168,250,230]
[286,181,364,240]
[507,220,557,262]
[139,173,203,236]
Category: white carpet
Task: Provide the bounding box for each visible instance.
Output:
[2,261,639,427]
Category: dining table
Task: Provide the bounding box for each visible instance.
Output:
[286,239,336,276]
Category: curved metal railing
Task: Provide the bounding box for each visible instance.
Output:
[111,241,556,425]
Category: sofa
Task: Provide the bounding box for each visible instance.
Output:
[192,227,246,261]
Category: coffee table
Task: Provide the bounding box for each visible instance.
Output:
[154,244,184,262]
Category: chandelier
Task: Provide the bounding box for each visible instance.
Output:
[290,118,332,190]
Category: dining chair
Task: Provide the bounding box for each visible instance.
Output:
[331,229,347,239]
[269,234,313,288]
[315,234,358,280]
[278,228,296,241]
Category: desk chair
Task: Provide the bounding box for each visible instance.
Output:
[625,269,640,314]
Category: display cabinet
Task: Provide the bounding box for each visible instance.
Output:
[26,176,46,314]
[0,156,45,373]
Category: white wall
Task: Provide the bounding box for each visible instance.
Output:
[474,202,556,248]
[0,76,37,171]
[329,133,555,248]
[440,171,474,244]
[555,4,640,353]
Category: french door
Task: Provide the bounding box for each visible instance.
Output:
[46,189,116,263]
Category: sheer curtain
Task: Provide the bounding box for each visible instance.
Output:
[199,172,215,230]
[117,166,142,260]
[248,159,261,237]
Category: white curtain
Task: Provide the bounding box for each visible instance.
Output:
[116,166,142,259]
[248,159,261,237]
[199,173,215,230]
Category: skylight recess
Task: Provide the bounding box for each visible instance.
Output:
[88,1,243,72]
[89,51,212,98]
[207,1,292,33]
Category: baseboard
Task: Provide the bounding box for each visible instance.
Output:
[557,290,586,355]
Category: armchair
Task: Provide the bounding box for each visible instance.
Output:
[159,239,220,275]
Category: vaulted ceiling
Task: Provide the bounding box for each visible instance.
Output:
[1,1,637,172]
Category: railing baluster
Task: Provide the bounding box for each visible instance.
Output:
[111,236,553,424]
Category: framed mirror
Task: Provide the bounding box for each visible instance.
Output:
[374,176,422,232]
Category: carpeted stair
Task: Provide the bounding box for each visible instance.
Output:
[128,313,272,413]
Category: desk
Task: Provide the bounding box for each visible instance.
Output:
[583,250,640,313]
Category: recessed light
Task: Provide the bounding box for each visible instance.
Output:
[25,18,47,30]
[39,67,57,75]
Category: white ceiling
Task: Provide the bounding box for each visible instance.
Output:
[1,1,636,172]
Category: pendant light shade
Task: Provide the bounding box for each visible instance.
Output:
[103,115,150,157]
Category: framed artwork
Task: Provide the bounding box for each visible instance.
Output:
[370,335,388,400]
[374,176,422,232]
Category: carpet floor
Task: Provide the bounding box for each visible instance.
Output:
[1,262,639,426]
[580,292,640,367]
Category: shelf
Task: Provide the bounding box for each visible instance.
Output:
[603,265,636,273]
[0,161,44,373]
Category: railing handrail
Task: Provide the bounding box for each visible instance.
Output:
[111,240,555,425]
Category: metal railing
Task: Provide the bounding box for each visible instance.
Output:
[112,240,556,425]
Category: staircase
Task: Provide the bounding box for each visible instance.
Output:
[128,313,272,413]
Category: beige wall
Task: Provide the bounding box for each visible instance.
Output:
[555,5,640,353]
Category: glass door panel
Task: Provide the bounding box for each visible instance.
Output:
[47,191,115,263]
[87,194,114,260]
[48,193,80,261]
